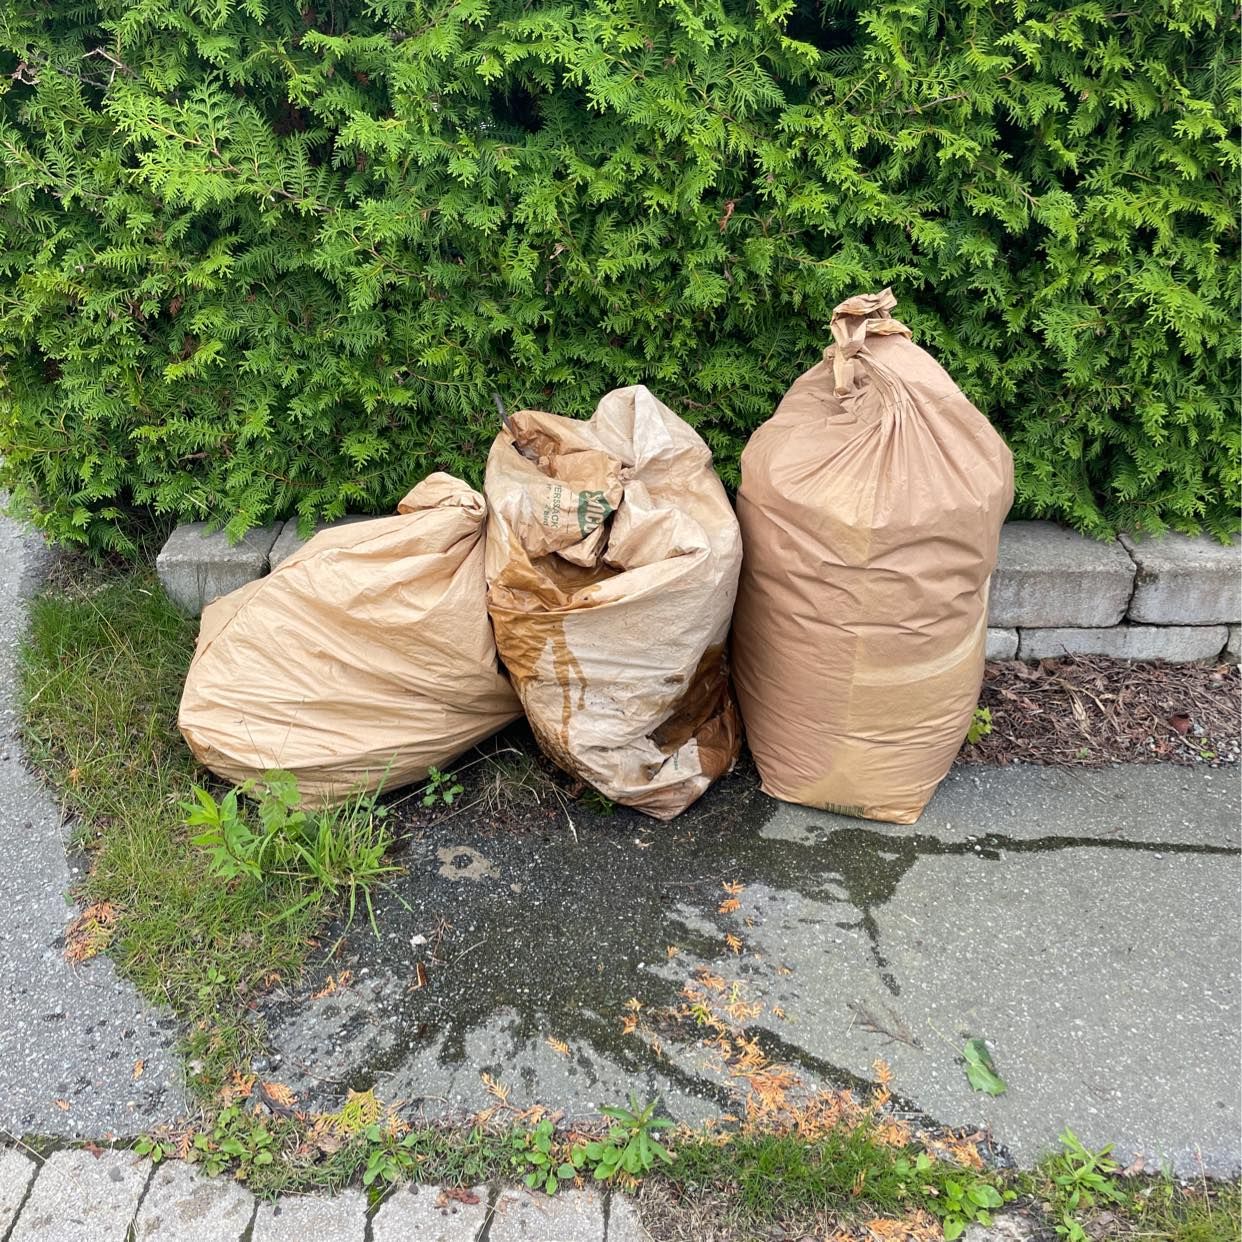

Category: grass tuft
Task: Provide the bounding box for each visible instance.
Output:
[19,567,328,1098]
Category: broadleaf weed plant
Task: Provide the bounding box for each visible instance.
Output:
[183,770,399,929]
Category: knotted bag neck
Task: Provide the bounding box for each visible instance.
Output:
[826,287,912,395]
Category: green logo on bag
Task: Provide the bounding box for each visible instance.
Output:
[577,490,614,536]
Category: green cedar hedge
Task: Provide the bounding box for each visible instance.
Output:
[0,0,1237,553]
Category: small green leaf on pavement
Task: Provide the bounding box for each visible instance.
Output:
[962,1038,1007,1095]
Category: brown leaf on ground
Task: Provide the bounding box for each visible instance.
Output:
[437,1187,482,1206]
[311,970,352,999]
[261,1081,297,1111]
[860,1211,941,1241]
[64,902,119,964]
[132,1059,144,1080]
[963,657,1239,767]
[481,1072,510,1104]
[219,1071,256,1107]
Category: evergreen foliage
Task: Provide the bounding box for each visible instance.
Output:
[1,0,1237,553]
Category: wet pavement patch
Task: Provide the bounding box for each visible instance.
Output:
[261,755,1241,1177]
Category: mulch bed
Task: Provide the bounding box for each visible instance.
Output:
[962,655,1240,769]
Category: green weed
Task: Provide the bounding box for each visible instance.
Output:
[580,787,617,817]
[479,749,558,816]
[966,707,993,745]
[192,1104,277,1179]
[1042,1129,1128,1242]
[184,771,398,929]
[577,1096,675,1183]
[1128,1178,1241,1242]
[894,1152,1013,1239]
[422,765,464,807]
[511,1118,579,1195]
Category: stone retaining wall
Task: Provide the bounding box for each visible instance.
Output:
[157,518,1241,663]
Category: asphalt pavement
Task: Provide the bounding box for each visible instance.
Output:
[0,511,185,1140]
[265,762,1241,1177]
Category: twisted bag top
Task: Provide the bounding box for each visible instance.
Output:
[484,385,743,820]
[731,289,1014,824]
[179,473,521,804]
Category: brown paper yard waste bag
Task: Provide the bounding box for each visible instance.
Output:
[179,473,521,804]
[484,385,743,820]
[732,290,1014,824]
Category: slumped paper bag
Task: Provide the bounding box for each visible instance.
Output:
[484,385,742,820]
[179,474,521,804]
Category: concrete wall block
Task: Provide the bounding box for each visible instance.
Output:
[1018,625,1228,663]
[269,515,379,569]
[1121,532,1242,625]
[155,522,280,617]
[989,522,1134,628]
[1225,625,1240,664]
[986,628,1019,660]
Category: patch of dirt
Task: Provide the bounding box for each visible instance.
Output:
[964,656,1239,769]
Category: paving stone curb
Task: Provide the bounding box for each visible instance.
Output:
[0,1148,1057,1242]
[251,1187,368,1241]
[371,1181,490,1241]
[134,1158,255,1240]
[0,1152,663,1242]
[156,517,1240,662]
[0,1148,37,1236]
[9,1149,150,1242]
[490,1185,605,1240]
